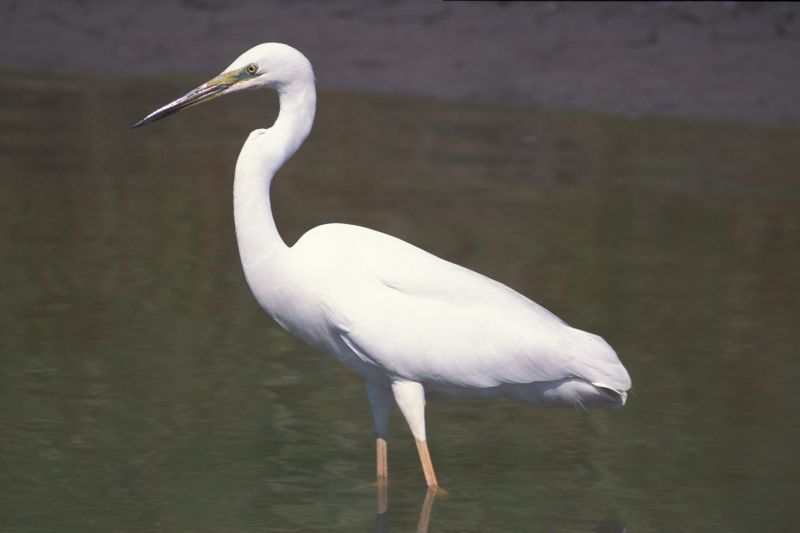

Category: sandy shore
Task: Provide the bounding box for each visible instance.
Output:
[3,1,799,123]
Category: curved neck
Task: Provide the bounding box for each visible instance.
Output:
[233,81,316,274]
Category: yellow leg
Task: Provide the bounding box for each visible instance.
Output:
[376,477,388,515]
[416,488,437,533]
[415,439,438,488]
[376,437,388,481]
[376,437,389,514]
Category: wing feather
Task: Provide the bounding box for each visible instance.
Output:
[294,223,630,391]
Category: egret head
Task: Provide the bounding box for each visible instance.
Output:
[132,43,314,128]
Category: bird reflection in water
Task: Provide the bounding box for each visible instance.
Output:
[374,484,438,533]
[371,485,624,533]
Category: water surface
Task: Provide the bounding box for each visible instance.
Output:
[1,73,799,531]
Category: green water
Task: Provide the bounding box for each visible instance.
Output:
[1,73,799,532]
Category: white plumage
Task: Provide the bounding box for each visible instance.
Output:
[134,43,631,488]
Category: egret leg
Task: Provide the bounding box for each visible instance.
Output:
[376,437,388,483]
[391,380,439,488]
[366,381,393,483]
[415,439,439,489]
[416,488,438,533]
[376,474,388,516]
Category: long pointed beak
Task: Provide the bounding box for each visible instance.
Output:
[131,74,232,129]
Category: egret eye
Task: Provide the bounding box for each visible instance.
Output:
[246,63,258,75]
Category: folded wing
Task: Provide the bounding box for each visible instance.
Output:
[294,224,631,393]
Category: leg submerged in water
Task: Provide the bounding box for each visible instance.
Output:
[366,381,393,484]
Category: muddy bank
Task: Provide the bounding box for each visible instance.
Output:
[3,1,799,123]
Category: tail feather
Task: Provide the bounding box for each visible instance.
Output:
[591,382,628,407]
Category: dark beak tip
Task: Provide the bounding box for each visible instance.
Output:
[131,80,229,130]
[130,114,160,129]
[130,116,148,129]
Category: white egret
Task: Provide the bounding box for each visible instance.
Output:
[133,43,631,488]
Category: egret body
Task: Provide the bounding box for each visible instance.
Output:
[133,43,632,488]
